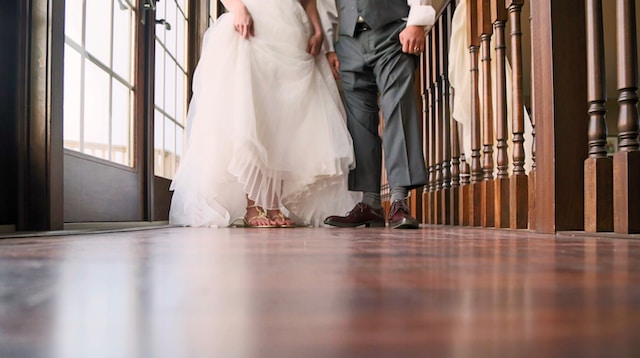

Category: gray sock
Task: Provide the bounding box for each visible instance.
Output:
[390,187,408,203]
[362,192,382,210]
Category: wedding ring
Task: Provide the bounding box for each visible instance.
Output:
[414,47,420,52]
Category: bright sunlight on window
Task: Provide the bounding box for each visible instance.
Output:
[154,0,189,179]
[63,0,135,167]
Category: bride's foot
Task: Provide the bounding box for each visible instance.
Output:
[267,209,296,228]
[244,206,278,228]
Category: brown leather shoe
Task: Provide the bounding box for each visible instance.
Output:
[388,199,419,229]
[324,202,386,228]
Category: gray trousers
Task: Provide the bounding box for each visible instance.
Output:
[335,20,428,193]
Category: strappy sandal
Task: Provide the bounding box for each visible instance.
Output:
[244,206,278,228]
[268,210,297,228]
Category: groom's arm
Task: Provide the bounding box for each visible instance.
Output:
[401,0,436,54]
[406,0,436,29]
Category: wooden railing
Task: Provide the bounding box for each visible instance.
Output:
[415,0,533,229]
[412,0,639,234]
[584,0,640,234]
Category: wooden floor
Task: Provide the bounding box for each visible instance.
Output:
[1,226,639,357]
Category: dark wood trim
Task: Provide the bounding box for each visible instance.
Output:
[137,0,155,221]
[0,0,21,226]
[17,0,65,231]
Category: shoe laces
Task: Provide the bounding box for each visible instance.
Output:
[388,199,409,218]
[346,202,369,215]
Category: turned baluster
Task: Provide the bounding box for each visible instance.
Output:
[468,0,482,226]
[428,32,437,223]
[441,3,458,225]
[441,11,452,194]
[508,0,526,176]
[528,7,537,231]
[439,7,453,224]
[507,0,528,229]
[584,0,613,232]
[613,0,640,233]
[478,0,495,227]
[491,0,509,228]
[421,38,428,225]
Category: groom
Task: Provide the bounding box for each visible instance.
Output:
[321,0,436,229]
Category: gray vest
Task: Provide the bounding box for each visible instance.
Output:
[338,0,410,37]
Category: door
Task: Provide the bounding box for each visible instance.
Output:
[62,0,192,223]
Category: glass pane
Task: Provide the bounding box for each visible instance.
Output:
[176,72,186,126]
[176,16,186,69]
[176,126,184,172]
[156,0,166,21]
[154,41,165,109]
[85,0,112,66]
[154,0,189,179]
[64,0,83,44]
[112,1,134,83]
[112,80,133,166]
[63,45,82,151]
[164,56,176,119]
[154,111,164,177]
[177,0,187,13]
[165,1,177,56]
[83,61,111,161]
[64,0,136,167]
[164,119,176,178]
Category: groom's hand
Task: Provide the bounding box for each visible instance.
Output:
[399,25,425,54]
[326,52,340,80]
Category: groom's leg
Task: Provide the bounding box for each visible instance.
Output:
[336,36,382,194]
[372,23,428,190]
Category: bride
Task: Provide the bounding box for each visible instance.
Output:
[169,0,356,228]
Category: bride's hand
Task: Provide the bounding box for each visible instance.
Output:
[232,5,254,39]
[307,31,324,56]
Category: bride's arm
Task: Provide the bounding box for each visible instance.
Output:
[221,0,254,39]
[300,0,324,56]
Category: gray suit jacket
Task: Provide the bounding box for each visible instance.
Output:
[338,0,410,36]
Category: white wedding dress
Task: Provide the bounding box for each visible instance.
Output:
[169,0,357,227]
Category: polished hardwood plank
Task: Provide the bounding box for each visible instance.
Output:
[1,226,639,357]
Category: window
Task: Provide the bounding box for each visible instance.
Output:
[154,0,189,179]
[209,0,224,25]
[64,0,136,167]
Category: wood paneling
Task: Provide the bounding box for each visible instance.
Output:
[64,152,142,222]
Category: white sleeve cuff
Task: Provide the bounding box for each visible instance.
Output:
[322,36,335,54]
[406,5,436,27]
[317,0,338,54]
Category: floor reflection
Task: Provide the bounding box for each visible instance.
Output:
[0,227,638,357]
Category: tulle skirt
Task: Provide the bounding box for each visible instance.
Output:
[169,0,357,227]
